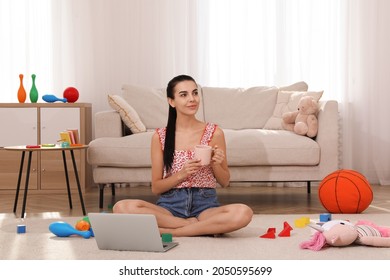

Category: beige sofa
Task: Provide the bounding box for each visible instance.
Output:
[87,82,339,208]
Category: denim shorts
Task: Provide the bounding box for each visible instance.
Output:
[157,188,220,218]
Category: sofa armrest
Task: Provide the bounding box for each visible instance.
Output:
[94,110,123,138]
[316,100,340,172]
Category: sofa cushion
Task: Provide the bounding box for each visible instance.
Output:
[122,84,204,129]
[88,129,320,169]
[223,129,320,166]
[87,132,154,167]
[107,94,146,133]
[264,90,323,130]
[201,86,279,129]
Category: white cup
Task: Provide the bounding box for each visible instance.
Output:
[194,145,212,165]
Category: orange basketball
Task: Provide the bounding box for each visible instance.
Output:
[318,169,373,213]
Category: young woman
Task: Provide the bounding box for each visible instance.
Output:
[113,75,253,237]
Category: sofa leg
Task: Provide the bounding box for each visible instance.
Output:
[99,184,104,209]
[307,181,311,194]
[111,183,116,196]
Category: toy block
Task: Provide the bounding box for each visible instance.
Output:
[319,213,332,222]
[17,225,26,234]
[162,233,173,243]
[260,227,276,239]
[294,217,310,228]
[278,222,293,237]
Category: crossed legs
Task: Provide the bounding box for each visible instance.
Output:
[113,199,253,237]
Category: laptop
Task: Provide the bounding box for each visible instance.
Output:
[88,213,179,252]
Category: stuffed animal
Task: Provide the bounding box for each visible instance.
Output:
[282,96,319,138]
[300,220,390,251]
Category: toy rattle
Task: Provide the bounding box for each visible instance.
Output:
[49,221,91,239]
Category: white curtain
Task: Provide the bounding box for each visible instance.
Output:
[1,0,389,185]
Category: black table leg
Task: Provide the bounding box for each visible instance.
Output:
[13,151,25,213]
[70,149,86,215]
[62,150,73,209]
[20,151,33,219]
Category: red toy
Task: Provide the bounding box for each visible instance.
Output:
[260,227,276,239]
[278,222,293,237]
[260,222,293,238]
[319,169,373,214]
[63,87,79,103]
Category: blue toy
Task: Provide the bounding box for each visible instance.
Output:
[42,94,67,103]
[49,221,91,239]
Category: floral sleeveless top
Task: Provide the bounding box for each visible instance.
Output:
[156,122,217,189]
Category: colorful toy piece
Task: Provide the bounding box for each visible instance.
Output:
[260,227,276,239]
[294,216,310,228]
[49,221,91,239]
[75,220,90,231]
[162,233,173,243]
[74,216,94,237]
[17,225,26,234]
[17,74,27,103]
[319,169,373,213]
[319,213,332,222]
[42,94,67,103]
[63,87,79,103]
[278,222,293,237]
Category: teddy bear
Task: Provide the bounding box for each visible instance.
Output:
[299,220,390,251]
[282,95,319,138]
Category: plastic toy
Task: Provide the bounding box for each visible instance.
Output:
[42,94,67,103]
[300,219,390,251]
[294,217,310,228]
[17,225,26,234]
[319,169,373,213]
[63,87,79,103]
[319,213,332,222]
[29,74,39,103]
[49,221,91,239]
[162,233,173,243]
[75,220,90,231]
[17,74,27,103]
[278,222,293,237]
[260,227,276,239]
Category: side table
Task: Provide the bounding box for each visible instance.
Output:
[4,145,88,218]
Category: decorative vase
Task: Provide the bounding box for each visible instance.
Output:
[17,74,27,103]
[29,74,38,103]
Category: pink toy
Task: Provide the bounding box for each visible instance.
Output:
[300,219,390,250]
[49,221,91,239]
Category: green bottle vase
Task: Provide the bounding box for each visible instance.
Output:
[29,74,39,103]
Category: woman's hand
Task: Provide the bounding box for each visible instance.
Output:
[211,145,225,166]
[177,158,202,181]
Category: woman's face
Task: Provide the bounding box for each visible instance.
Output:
[169,80,199,115]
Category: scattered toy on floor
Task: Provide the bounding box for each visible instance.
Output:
[300,219,390,250]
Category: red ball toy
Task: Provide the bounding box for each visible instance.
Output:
[63,87,79,103]
[318,169,373,214]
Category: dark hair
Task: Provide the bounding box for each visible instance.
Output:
[164,74,197,172]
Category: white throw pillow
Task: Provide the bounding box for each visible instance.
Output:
[263,90,323,130]
[108,94,146,133]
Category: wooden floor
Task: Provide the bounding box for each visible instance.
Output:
[1,183,390,218]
